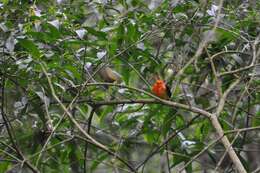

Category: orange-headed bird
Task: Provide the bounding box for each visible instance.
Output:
[152,79,171,99]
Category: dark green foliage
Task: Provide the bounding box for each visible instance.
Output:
[0,0,259,173]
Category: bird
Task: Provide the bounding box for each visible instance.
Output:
[152,79,171,99]
[98,65,122,83]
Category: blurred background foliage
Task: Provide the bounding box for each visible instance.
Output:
[0,0,260,172]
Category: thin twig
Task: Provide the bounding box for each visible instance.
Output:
[84,107,96,173]
[214,132,240,172]
[216,79,241,117]
[40,63,137,172]
[180,135,223,171]
[1,72,39,173]
[136,115,200,170]
[207,48,222,98]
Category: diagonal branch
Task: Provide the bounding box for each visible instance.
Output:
[74,82,246,172]
[40,63,137,173]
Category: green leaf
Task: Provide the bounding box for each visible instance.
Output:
[0,162,9,173]
[194,119,210,141]
[162,110,177,136]
[144,130,160,144]
[18,39,41,58]
[185,161,193,173]
[85,26,107,39]
[91,152,108,171]
[46,23,61,39]
[175,115,185,128]
[252,111,260,127]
